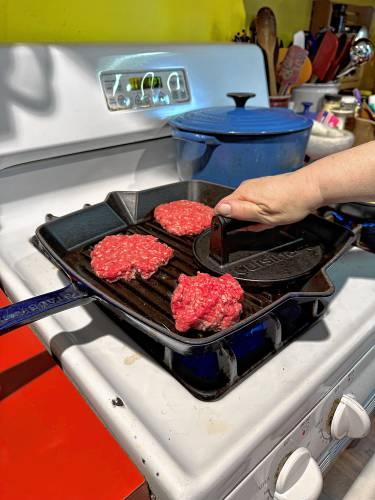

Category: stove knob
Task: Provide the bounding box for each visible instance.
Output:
[331,394,371,440]
[274,448,323,500]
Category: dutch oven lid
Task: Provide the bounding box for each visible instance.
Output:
[169,92,312,136]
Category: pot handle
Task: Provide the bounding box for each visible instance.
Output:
[171,129,221,146]
[0,283,93,335]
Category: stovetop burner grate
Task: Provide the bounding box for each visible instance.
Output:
[32,216,329,400]
[32,182,355,400]
[100,294,326,400]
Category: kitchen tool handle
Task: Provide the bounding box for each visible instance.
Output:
[0,283,93,335]
[336,64,356,79]
[171,129,221,146]
[209,215,259,266]
[226,92,256,108]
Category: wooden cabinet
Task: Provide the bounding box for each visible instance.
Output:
[310,1,375,89]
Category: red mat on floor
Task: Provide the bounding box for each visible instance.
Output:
[0,291,147,500]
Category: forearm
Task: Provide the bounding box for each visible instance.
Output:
[300,140,375,206]
[215,140,375,230]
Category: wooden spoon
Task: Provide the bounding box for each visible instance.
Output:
[256,7,277,96]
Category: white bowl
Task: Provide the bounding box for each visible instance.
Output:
[306,130,355,161]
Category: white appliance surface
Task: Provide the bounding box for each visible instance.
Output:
[0,43,268,170]
[1,144,375,500]
[0,44,374,500]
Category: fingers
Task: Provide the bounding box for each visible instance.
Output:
[215,199,262,222]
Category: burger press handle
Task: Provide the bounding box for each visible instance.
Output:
[209,215,259,266]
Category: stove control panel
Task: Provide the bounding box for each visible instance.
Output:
[225,346,375,500]
[274,448,323,500]
[100,69,190,111]
[330,394,371,440]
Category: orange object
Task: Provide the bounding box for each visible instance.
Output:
[0,290,148,500]
[277,48,312,88]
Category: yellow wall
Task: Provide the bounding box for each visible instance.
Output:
[0,0,245,43]
[0,0,313,45]
[0,0,372,49]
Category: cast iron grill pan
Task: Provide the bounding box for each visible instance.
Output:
[0,181,355,352]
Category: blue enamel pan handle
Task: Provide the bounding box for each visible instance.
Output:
[171,129,221,172]
[0,283,93,335]
[171,129,221,146]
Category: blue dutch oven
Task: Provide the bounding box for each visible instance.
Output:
[169,92,312,188]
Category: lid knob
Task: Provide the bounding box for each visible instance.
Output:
[227,92,256,108]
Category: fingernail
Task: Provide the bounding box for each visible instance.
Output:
[217,203,232,216]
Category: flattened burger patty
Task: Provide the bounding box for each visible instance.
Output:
[171,272,244,333]
[154,200,214,236]
[91,234,173,282]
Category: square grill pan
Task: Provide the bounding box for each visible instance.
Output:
[30,180,356,354]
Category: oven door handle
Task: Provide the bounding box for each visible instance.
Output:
[0,283,93,335]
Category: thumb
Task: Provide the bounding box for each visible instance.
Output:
[215,199,262,222]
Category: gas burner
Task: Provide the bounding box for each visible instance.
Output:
[29,180,355,401]
[107,297,325,400]
[19,182,355,400]
[319,207,375,253]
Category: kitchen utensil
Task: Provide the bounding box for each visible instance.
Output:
[293,30,305,49]
[273,38,280,73]
[324,33,351,82]
[331,3,347,33]
[336,38,374,79]
[305,31,318,60]
[255,7,277,96]
[194,215,324,286]
[353,88,362,106]
[299,56,313,84]
[359,107,372,120]
[347,37,374,65]
[354,25,369,42]
[362,101,375,121]
[277,45,308,95]
[169,92,312,187]
[0,181,355,344]
[277,48,312,86]
[311,31,339,82]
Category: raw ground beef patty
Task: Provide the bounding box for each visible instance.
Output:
[171,272,244,333]
[91,234,173,282]
[154,200,214,236]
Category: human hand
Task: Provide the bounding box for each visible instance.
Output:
[215,170,323,231]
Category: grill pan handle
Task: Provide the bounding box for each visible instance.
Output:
[0,283,92,335]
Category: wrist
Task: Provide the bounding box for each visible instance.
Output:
[294,165,325,211]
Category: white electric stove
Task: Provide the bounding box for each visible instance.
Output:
[0,44,374,500]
